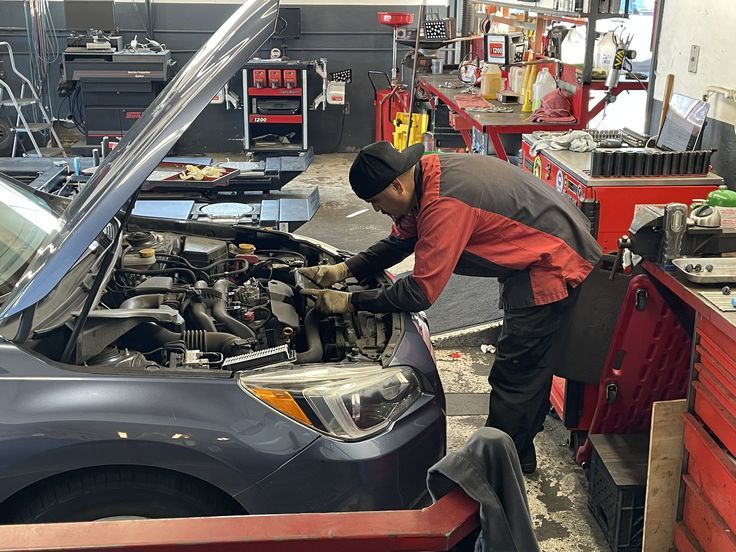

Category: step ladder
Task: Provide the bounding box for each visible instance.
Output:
[0,42,66,157]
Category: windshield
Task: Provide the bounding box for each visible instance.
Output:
[0,174,62,296]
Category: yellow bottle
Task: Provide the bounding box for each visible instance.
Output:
[480,64,502,101]
[521,65,538,112]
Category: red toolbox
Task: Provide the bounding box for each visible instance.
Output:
[521,135,722,253]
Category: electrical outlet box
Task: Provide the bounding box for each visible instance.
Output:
[689,45,700,74]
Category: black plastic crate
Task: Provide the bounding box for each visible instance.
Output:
[588,434,649,552]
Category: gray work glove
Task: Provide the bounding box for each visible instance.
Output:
[298,262,350,287]
[301,289,353,314]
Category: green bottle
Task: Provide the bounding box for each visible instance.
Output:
[707,185,736,207]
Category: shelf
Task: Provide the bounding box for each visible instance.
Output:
[248,114,303,124]
[248,87,302,97]
[473,0,628,20]
[250,143,305,151]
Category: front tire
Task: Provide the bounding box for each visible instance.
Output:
[1,467,243,523]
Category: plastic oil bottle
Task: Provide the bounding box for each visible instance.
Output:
[532,68,557,110]
[594,31,617,77]
[480,63,502,100]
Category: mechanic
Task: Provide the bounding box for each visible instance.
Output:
[300,141,602,474]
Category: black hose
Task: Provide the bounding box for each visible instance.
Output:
[296,308,323,364]
[156,259,211,282]
[210,266,250,278]
[156,254,249,272]
[125,286,189,296]
[183,329,247,357]
[190,301,217,332]
[121,267,197,284]
[212,279,256,340]
[121,324,181,349]
[120,324,246,356]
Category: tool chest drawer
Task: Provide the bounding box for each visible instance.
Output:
[682,414,736,533]
[673,523,701,552]
[697,317,736,376]
[680,474,736,552]
[691,379,736,457]
[692,316,736,457]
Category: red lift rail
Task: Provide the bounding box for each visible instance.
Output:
[0,488,479,552]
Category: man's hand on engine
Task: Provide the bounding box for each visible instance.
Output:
[297,262,350,288]
[300,289,352,314]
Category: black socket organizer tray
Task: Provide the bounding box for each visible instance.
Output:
[589,149,715,178]
[587,128,650,148]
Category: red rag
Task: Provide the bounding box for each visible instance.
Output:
[528,89,577,123]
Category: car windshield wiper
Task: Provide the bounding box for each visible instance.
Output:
[59,191,140,364]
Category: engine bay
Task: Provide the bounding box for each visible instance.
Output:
[29,229,394,374]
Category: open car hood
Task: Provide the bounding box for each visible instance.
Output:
[0,0,278,320]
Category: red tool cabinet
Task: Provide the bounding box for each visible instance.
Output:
[633,262,736,550]
[521,136,722,253]
[677,315,736,551]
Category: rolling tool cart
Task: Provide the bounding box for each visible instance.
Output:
[522,133,723,253]
[242,60,311,152]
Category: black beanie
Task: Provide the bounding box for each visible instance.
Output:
[349,141,425,201]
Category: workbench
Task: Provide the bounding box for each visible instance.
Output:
[418,71,643,161]
[639,261,736,551]
[418,73,579,160]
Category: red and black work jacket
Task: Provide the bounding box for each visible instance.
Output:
[347,153,603,313]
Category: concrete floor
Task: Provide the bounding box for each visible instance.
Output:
[285,154,609,551]
[437,347,609,551]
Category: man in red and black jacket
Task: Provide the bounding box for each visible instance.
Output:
[300,141,602,474]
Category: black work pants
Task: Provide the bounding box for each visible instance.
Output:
[485,287,579,458]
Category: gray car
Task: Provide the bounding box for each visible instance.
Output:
[0,0,445,523]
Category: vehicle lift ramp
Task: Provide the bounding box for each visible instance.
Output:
[0,489,479,552]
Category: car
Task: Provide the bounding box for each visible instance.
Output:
[0,0,445,524]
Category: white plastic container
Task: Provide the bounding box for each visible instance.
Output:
[594,31,617,76]
[532,68,557,110]
[560,27,586,66]
[508,66,525,94]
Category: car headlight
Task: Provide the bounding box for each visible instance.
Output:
[237,364,422,440]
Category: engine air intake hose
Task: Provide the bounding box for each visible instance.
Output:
[296,308,323,364]
[213,279,256,340]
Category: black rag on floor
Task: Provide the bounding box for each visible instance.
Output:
[427,427,540,552]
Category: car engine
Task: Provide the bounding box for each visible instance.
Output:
[70,230,392,373]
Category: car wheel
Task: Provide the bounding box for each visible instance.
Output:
[1,467,244,523]
[0,118,12,156]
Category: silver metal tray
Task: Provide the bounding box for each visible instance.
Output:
[672,257,736,284]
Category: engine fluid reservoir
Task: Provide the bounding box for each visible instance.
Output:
[123,231,177,270]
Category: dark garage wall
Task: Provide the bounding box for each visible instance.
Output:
[0,0,451,154]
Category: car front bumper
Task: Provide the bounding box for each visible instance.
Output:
[236,394,446,514]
